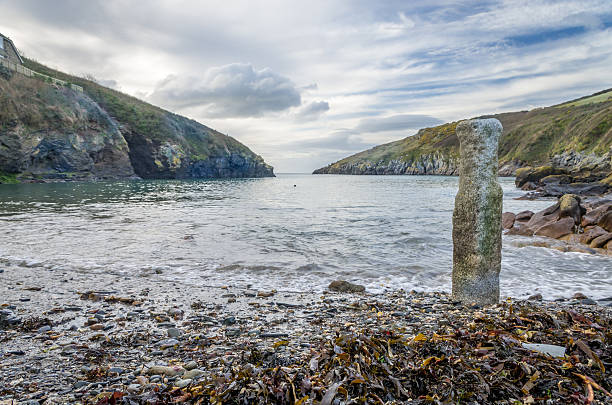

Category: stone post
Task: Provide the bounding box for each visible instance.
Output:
[452,118,503,305]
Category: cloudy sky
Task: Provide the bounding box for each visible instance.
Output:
[1,1,611,172]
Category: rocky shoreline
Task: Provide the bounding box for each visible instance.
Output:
[1,264,611,404]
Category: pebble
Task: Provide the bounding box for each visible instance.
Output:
[74,381,89,389]
[37,325,51,334]
[225,328,241,337]
[127,384,141,394]
[222,316,236,325]
[183,369,205,379]
[158,338,179,348]
[147,365,185,377]
[184,361,198,371]
[175,378,192,388]
[167,328,182,338]
[580,298,597,305]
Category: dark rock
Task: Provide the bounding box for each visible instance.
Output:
[540,174,572,185]
[542,182,610,197]
[558,194,585,224]
[515,210,534,222]
[579,226,607,244]
[533,217,575,239]
[580,298,598,305]
[582,203,612,227]
[589,232,612,248]
[502,212,516,229]
[328,280,366,293]
[527,293,543,301]
[225,328,241,337]
[573,292,588,299]
[222,316,236,326]
[515,166,565,188]
[598,211,612,232]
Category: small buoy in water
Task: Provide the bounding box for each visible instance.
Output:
[293,184,296,187]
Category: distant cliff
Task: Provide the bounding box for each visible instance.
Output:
[314,89,612,177]
[0,59,274,183]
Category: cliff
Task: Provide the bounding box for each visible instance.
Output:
[0,60,274,183]
[313,89,612,177]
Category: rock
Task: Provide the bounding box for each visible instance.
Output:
[526,203,559,230]
[521,343,566,358]
[167,328,182,338]
[590,232,612,248]
[598,211,612,232]
[158,338,179,349]
[175,379,192,388]
[328,280,365,293]
[502,212,515,229]
[515,166,565,188]
[534,217,575,239]
[558,194,585,224]
[225,328,241,337]
[184,361,198,371]
[222,316,236,325]
[540,174,572,185]
[573,292,588,299]
[452,119,503,306]
[579,226,607,244]
[580,298,598,305]
[74,381,89,389]
[542,182,610,197]
[581,203,612,227]
[167,307,184,320]
[108,367,123,374]
[515,210,534,222]
[127,384,141,394]
[147,365,185,377]
[37,325,51,334]
[183,369,205,380]
[527,293,542,301]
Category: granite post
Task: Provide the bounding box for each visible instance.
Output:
[452,118,503,305]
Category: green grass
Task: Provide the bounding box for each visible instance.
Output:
[0,171,18,184]
[558,89,612,107]
[320,89,612,172]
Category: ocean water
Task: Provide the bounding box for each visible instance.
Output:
[0,174,610,299]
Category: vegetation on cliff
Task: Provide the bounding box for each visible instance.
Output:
[0,59,274,183]
[314,89,612,176]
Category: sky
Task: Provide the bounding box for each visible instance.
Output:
[1,0,611,172]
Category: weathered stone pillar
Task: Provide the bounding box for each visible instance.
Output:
[452,118,503,305]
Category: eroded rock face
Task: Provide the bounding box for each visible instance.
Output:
[452,119,503,306]
[502,212,516,230]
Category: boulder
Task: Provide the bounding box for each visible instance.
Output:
[558,194,585,224]
[540,174,572,185]
[534,217,575,239]
[502,212,516,229]
[590,232,612,249]
[542,182,609,197]
[515,210,534,222]
[515,166,565,188]
[581,203,612,227]
[579,226,607,244]
[328,280,365,293]
[597,211,612,232]
[526,203,559,230]
[506,224,534,236]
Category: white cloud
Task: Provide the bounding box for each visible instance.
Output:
[148,63,301,118]
[1,0,611,172]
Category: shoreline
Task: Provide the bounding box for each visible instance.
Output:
[1,263,611,404]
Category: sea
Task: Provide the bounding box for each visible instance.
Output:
[0,174,610,299]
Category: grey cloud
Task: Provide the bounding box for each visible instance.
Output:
[148,63,302,118]
[282,131,373,151]
[296,100,330,119]
[355,114,444,133]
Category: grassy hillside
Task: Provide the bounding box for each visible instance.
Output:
[316,89,612,174]
[0,59,273,181]
[22,59,255,162]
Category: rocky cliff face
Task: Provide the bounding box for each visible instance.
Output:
[313,153,458,175]
[0,63,274,183]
